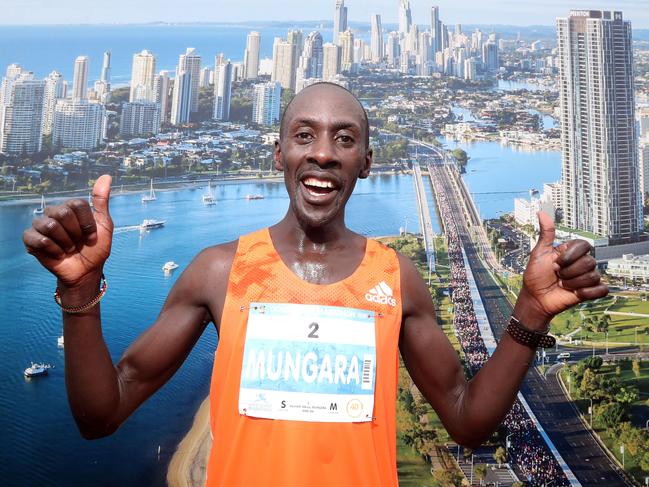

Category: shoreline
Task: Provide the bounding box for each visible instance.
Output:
[0,170,409,206]
[167,396,212,487]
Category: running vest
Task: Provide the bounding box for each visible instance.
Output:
[206,228,403,487]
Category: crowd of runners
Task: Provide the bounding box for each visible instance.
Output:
[430,165,569,486]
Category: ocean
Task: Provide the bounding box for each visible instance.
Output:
[0,23,348,83]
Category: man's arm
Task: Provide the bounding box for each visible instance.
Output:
[398,212,607,448]
[23,175,236,439]
[61,244,234,439]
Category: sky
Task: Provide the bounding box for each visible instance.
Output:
[2,0,648,28]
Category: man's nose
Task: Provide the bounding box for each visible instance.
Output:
[309,136,337,167]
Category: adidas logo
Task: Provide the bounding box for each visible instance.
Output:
[365,281,397,307]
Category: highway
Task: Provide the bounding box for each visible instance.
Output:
[412,160,437,270]
[419,149,633,486]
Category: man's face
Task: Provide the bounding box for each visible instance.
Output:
[274,85,372,228]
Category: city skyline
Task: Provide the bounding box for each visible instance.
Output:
[2,0,649,28]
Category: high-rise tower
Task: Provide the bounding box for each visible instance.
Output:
[557,10,641,243]
[244,31,261,80]
[333,0,348,46]
[370,14,384,64]
[71,56,89,101]
[130,50,156,102]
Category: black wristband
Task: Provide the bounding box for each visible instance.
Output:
[506,316,556,349]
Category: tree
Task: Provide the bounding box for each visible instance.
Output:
[493,446,507,467]
[432,468,463,487]
[474,463,488,485]
[599,402,626,429]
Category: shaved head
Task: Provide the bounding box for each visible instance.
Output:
[279,82,370,149]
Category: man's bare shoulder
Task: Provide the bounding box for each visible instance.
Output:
[188,239,239,278]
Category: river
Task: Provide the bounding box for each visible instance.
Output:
[0,175,419,486]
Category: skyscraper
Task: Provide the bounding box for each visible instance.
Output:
[398,0,412,36]
[272,38,297,91]
[322,43,341,81]
[252,82,281,126]
[386,32,400,67]
[340,30,355,73]
[170,70,192,125]
[431,6,442,53]
[71,56,89,101]
[130,50,156,102]
[178,48,202,114]
[244,31,261,80]
[0,72,45,154]
[100,51,111,83]
[154,71,170,123]
[333,0,348,46]
[557,10,641,243]
[213,60,233,121]
[370,14,384,64]
[42,71,67,136]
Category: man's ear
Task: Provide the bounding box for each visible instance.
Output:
[273,140,283,171]
[359,148,373,179]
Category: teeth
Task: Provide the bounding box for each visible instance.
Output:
[304,177,335,189]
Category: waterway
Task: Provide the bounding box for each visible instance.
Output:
[439,136,561,220]
[0,175,420,486]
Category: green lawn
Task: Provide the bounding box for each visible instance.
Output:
[397,439,435,487]
[550,294,649,346]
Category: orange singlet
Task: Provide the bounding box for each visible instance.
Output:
[206,228,402,486]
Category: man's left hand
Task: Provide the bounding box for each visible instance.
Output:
[519,211,608,323]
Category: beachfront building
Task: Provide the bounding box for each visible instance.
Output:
[120,101,161,138]
[52,99,105,150]
[333,0,347,46]
[130,50,157,102]
[252,82,281,126]
[557,10,641,244]
[340,30,355,73]
[370,14,384,64]
[71,56,89,102]
[0,72,46,154]
[243,31,261,80]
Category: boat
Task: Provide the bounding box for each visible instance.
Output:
[245,194,264,200]
[33,194,46,214]
[24,362,53,377]
[142,179,157,203]
[202,181,216,205]
[57,336,64,348]
[140,219,166,230]
[162,261,179,272]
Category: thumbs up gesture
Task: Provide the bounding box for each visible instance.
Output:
[518,211,608,323]
[23,175,114,289]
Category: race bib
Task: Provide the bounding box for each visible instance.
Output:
[238,303,377,422]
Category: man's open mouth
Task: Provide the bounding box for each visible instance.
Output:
[302,176,339,196]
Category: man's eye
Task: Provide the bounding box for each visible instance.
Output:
[296,132,312,140]
[338,135,353,143]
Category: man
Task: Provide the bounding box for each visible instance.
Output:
[23,83,607,486]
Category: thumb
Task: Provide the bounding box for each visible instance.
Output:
[92,174,112,221]
[536,211,555,247]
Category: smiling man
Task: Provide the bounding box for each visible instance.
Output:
[23,82,607,486]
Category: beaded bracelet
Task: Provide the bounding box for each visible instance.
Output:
[54,274,107,314]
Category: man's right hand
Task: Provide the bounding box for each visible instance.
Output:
[23,174,114,289]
